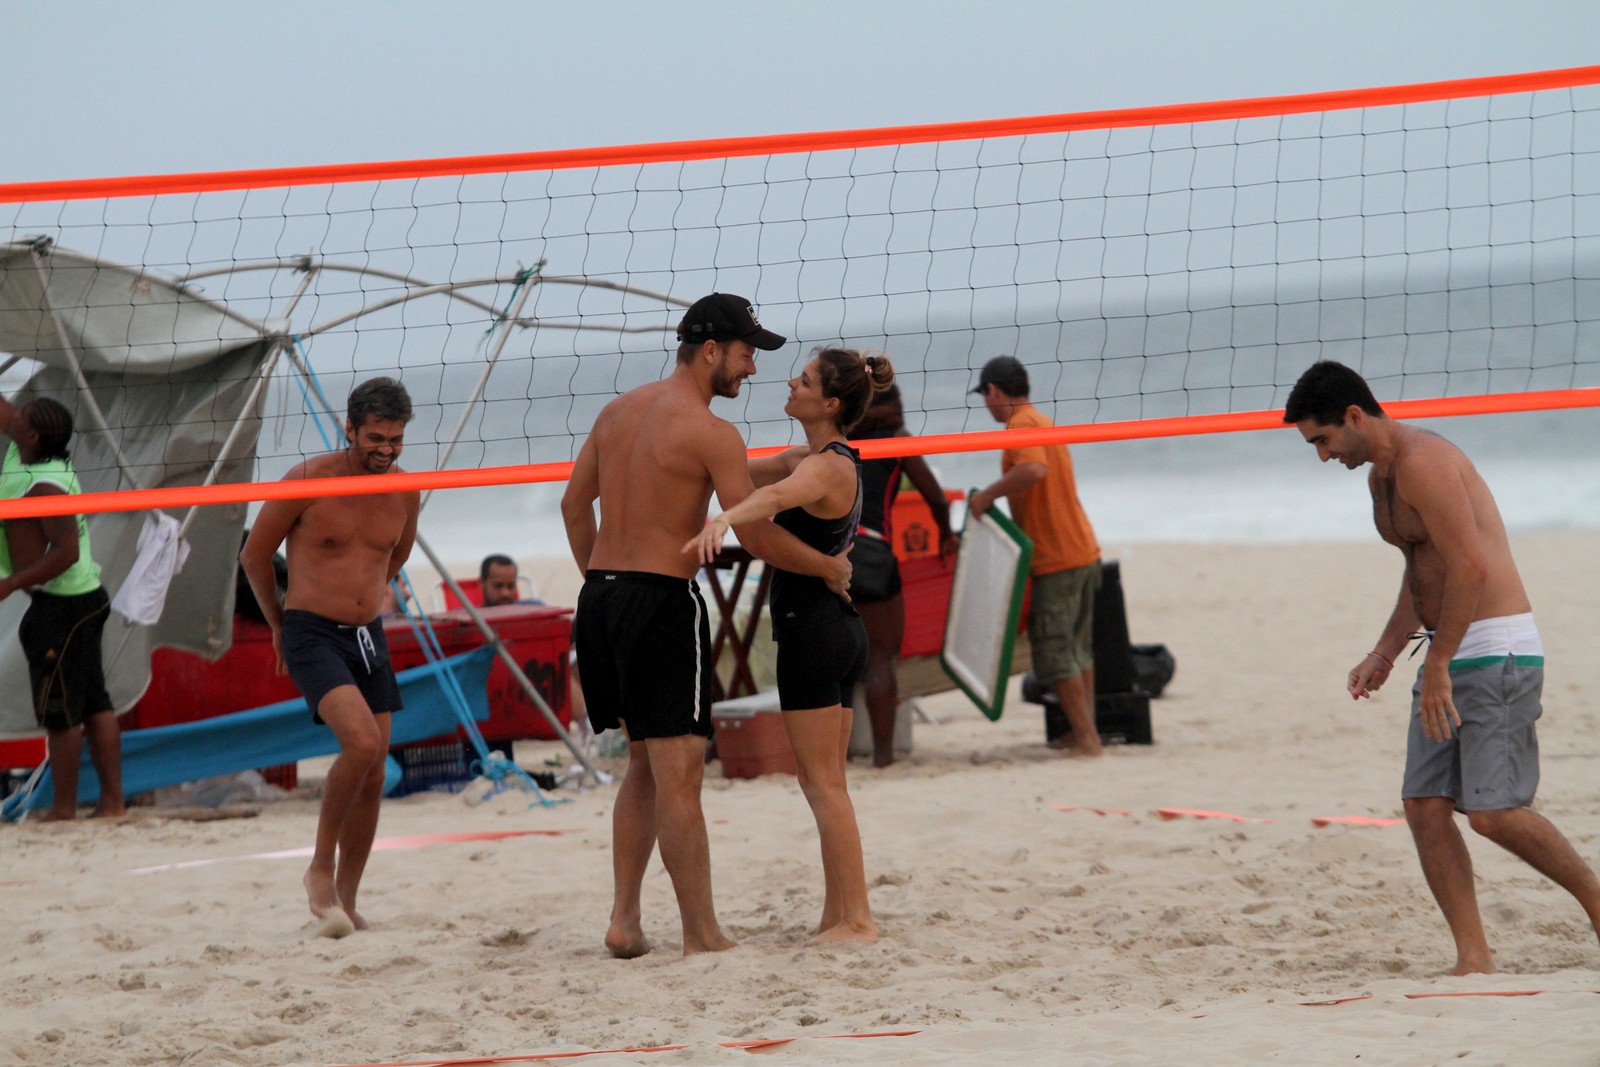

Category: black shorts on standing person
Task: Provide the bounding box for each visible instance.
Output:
[770,440,867,711]
[574,569,715,740]
[279,608,403,725]
[21,587,113,732]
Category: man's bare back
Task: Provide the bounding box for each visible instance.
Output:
[585,377,733,579]
[562,301,799,960]
[1369,425,1530,631]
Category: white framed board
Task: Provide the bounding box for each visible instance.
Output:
[940,504,1033,721]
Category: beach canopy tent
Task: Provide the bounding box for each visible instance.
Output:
[0,237,273,738]
[0,237,607,796]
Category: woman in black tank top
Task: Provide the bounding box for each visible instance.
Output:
[683,346,894,946]
[851,387,956,768]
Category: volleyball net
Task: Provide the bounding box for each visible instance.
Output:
[2,64,1598,520]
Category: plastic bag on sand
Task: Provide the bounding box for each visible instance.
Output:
[152,770,288,808]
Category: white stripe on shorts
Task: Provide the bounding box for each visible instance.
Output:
[689,580,702,717]
[1454,612,1542,660]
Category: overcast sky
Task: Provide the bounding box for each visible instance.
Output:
[5,1,1598,184]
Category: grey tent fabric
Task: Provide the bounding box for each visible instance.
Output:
[0,239,275,736]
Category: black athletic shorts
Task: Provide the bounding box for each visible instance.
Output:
[20,586,114,732]
[574,570,713,741]
[280,609,402,724]
[775,607,868,711]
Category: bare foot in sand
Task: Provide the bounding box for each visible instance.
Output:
[807,921,878,946]
[40,808,78,823]
[316,906,356,939]
[304,867,340,920]
[1445,958,1496,976]
[1050,735,1106,758]
[682,932,737,956]
[605,921,652,959]
[90,804,127,819]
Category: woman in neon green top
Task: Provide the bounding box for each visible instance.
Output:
[0,394,121,820]
[0,439,102,596]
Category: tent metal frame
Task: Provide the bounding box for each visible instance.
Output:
[7,242,695,789]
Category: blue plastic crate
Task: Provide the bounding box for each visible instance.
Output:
[391,739,473,796]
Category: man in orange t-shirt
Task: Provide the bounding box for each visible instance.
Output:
[968,356,1104,756]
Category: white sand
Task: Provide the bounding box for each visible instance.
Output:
[4,532,1597,1066]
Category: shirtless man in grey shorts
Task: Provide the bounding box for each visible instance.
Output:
[1287,361,1600,974]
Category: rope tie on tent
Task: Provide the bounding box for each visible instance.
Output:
[484,260,545,335]
[0,763,46,822]
[393,572,566,808]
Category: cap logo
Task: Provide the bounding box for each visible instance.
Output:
[747,305,761,326]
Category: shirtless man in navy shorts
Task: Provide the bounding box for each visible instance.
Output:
[242,377,419,938]
[562,293,851,958]
[1287,360,1600,974]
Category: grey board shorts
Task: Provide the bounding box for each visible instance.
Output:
[1402,654,1543,813]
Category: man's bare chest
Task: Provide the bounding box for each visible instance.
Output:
[296,495,406,552]
[1373,478,1427,548]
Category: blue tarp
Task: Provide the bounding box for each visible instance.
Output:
[14,645,494,812]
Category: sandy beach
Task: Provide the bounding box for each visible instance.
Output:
[4,531,1598,1066]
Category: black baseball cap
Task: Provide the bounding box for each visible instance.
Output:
[973,355,1030,397]
[675,293,786,351]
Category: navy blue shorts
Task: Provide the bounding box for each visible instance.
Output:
[574,570,713,741]
[280,609,402,724]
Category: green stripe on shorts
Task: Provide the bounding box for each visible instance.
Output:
[1448,654,1544,673]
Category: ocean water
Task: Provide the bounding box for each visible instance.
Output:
[412,405,1600,571]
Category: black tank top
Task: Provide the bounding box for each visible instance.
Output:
[769,441,862,633]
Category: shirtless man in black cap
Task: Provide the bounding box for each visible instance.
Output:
[562,294,850,957]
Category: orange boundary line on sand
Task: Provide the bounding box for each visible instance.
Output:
[1403,989,1598,999]
[4,66,1597,202]
[1,388,1594,522]
[1157,808,1274,824]
[128,829,568,876]
[1302,989,1599,1006]
[1055,807,1407,826]
[315,1030,922,1067]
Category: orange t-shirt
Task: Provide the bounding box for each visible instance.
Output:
[1002,403,1099,576]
